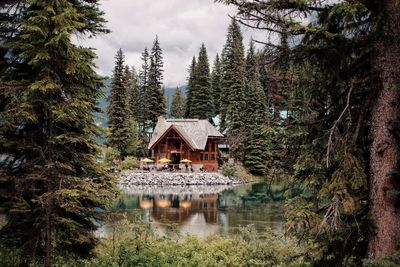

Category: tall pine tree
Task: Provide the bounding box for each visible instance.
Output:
[0,0,114,265]
[138,48,150,132]
[190,43,213,119]
[146,36,166,129]
[243,40,268,174]
[124,66,139,120]
[244,40,266,130]
[221,19,246,159]
[211,53,223,116]
[123,65,144,157]
[220,0,400,264]
[108,49,130,156]
[185,56,196,118]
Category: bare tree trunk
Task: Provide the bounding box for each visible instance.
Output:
[45,200,52,267]
[368,0,400,259]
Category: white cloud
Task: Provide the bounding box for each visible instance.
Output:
[76,0,264,87]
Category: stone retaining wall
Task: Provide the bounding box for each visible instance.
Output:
[119,172,249,186]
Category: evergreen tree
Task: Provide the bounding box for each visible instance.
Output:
[138,48,150,132]
[221,18,246,159]
[125,119,144,157]
[170,87,186,118]
[220,0,400,265]
[124,65,139,121]
[243,127,268,175]
[0,0,114,265]
[211,53,223,116]
[190,43,213,119]
[123,65,145,157]
[108,49,130,156]
[243,40,268,173]
[185,56,196,118]
[244,40,266,130]
[146,36,166,129]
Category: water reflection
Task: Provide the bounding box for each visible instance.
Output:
[114,183,286,238]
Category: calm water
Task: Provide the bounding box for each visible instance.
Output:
[110,183,286,238]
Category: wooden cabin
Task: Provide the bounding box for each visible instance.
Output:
[148,117,224,172]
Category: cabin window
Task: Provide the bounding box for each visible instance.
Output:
[204,153,209,161]
[211,154,215,161]
[160,145,165,153]
[211,142,215,152]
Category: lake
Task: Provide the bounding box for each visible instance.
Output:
[107,183,286,238]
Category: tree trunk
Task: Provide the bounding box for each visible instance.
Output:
[368,0,400,259]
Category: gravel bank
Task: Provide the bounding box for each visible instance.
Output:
[118,172,249,186]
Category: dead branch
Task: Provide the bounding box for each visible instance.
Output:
[326,86,353,167]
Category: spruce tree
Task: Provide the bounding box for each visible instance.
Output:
[220,0,400,264]
[211,53,223,116]
[170,87,186,118]
[221,19,246,159]
[0,0,114,264]
[125,65,139,121]
[185,56,196,118]
[138,48,150,132]
[243,40,268,173]
[243,127,268,175]
[190,43,213,119]
[146,36,166,129]
[244,40,266,130]
[108,49,130,156]
[123,65,144,157]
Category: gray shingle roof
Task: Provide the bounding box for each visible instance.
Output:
[148,117,224,150]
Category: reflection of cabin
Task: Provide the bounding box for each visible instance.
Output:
[148,117,224,172]
[139,193,220,225]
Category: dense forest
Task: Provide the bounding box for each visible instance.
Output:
[1,0,399,266]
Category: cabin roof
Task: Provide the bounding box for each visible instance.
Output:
[148,117,224,150]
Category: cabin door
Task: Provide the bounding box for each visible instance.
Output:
[171,153,181,165]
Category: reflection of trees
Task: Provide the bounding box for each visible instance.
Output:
[219,183,288,209]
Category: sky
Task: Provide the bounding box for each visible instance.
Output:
[76,0,264,87]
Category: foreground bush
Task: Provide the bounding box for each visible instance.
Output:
[121,156,140,170]
[0,217,308,267]
[222,162,254,182]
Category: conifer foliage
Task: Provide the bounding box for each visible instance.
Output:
[220,0,400,265]
[190,43,213,119]
[243,41,268,174]
[185,56,196,118]
[221,19,246,159]
[0,0,114,265]
[170,87,186,119]
[146,36,166,129]
[138,48,150,131]
[211,53,223,116]
[108,49,130,156]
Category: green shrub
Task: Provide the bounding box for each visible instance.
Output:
[222,162,254,182]
[221,162,237,177]
[0,217,310,267]
[104,147,120,164]
[121,156,139,170]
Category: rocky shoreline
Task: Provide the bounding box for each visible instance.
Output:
[118,171,249,186]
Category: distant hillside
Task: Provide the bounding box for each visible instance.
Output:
[95,81,188,131]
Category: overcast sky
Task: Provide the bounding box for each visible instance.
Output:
[76,0,264,87]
